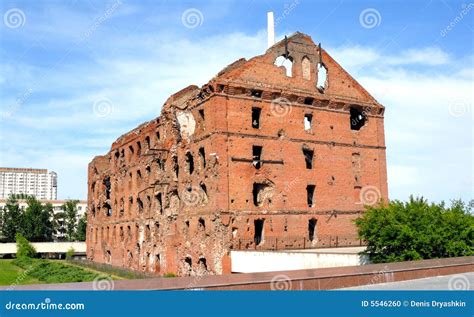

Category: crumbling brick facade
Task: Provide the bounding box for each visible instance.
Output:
[86,33,388,276]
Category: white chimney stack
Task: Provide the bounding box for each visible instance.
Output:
[267,12,275,48]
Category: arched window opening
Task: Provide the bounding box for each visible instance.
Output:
[316,63,328,92]
[274,55,293,77]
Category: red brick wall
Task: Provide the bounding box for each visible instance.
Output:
[86,32,388,276]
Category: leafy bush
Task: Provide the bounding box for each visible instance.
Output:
[66,247,75,260]
[15,233,36,258]
[356,197,474,263]
[163,272,177,278]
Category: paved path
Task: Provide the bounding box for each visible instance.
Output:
[341,272,474,290]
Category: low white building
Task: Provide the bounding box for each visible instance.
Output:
[0,167,58,200]
[0,199,87,240]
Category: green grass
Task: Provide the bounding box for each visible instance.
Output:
[12,257,112,284]
[67,259,154,279]
[0,259,41,286]
[60,260,124,280]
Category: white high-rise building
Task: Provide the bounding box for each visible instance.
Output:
[0,167,58,200]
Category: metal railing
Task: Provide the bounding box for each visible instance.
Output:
[231,235,365,251]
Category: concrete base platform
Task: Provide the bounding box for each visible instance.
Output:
[231,247,368,273]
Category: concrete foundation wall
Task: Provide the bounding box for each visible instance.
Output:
[231,247,368,273]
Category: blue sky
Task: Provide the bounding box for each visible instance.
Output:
[0,0,472,202]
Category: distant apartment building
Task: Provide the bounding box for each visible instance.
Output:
[0,199,87,240]
[0,167,58,200]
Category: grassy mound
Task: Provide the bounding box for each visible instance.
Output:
[12,257,110,283]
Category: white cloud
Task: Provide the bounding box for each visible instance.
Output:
[329,45,451,70]
[386,47,450,66]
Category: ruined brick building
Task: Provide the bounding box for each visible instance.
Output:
[87,32,388,276]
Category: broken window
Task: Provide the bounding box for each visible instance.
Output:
[137,197,143,212]
[129,145,134,156]
[156,130,160,141]
[198,109,205,121]
[198,217,205,230]
[252,145,263,169]
[120,226,124,241]
[251,89,263,98]
[145,136,151,149]
[252,182,273,207]
[146,195,151,208]
[304,114,313,131]
[198,257,207,271]
[145,165,151,175]
[198,147,206,169]
[350,107,366,131]
[184,257,192,272]
[254,219,264,245]
[252,107,261,129]
[104,202,112,217]
[302,148,314,169]
[308,218,317,242]
[155,254,161,272]
[304,97,314,105]
[137,169,142,179]
[114,150,119,160]
[156,192,163,214]
[316,63,328,92]
[302,56,311,80]
[200,183,208,198]
[103,177,111,200]
[156,158,165,170]
[185,152,194,174]
[274,55,293,77]
[306,185,316,207]
[136,141,141,155]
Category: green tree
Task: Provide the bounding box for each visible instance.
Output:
[22,197,53,242]
[356,197,474,263]
[75,212,87,241]
[15,233,36,258]
[52,211,66,240]
[0,195,23,242]
[62,200,79,241]
[66,247,75,260]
